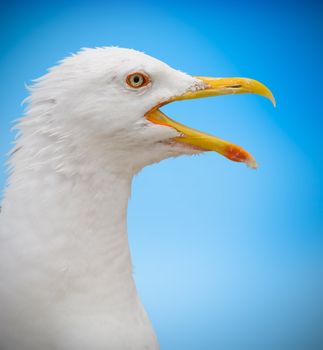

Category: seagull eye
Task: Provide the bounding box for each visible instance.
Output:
[126,72,150,89]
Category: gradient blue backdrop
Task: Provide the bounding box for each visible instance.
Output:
[0,1,322,349]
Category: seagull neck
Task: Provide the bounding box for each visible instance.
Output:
[4,138,140,302]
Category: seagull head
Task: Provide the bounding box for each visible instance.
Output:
[27,47,274,174]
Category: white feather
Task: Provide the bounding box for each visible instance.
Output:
[0,47,204,350]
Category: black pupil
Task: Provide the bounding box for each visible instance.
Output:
[133,75,141,84]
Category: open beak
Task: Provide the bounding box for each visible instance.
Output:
[145,77,275,169]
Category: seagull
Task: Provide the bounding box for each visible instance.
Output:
[0,47,274,350]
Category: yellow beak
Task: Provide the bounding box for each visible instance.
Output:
[145,77,275,169]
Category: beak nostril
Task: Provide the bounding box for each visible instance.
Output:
[227,85,242,88]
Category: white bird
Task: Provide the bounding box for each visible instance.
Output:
[0,47,274,350]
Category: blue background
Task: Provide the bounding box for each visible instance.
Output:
[0,0,322,349]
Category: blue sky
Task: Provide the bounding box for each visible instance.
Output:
[0,1,322,349]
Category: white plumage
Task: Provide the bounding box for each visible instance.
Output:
[0,47,273,350]
[0,48,204,350]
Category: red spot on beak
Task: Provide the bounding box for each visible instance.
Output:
[225,145,257,169]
